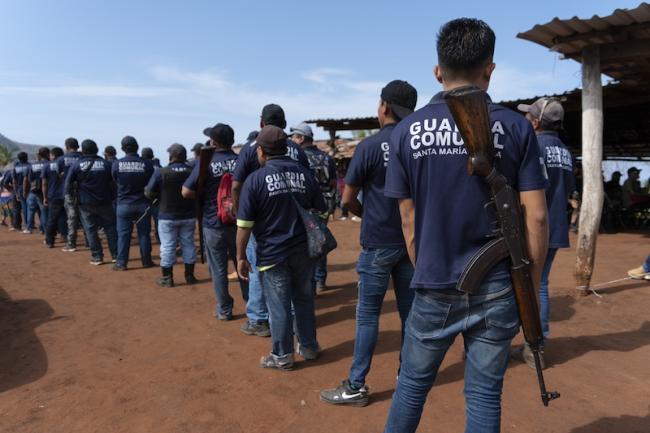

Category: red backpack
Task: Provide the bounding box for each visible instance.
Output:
[217,172,236,225]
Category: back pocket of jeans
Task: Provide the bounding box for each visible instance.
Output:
[483,294,520,341]
[407,297,452,341]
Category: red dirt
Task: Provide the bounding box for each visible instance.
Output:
[1,223,649,433]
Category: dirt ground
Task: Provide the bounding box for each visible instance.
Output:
[1,220,649,433]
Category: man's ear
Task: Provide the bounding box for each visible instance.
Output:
[483,62,496,82]
[434,65,443,84]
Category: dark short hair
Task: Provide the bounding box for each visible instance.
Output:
[437,18,495,79]
[260,145,287,157]
[65,137,79,150]
[38,147,50,159]
[51,147,64,158]
[104,145,117,156]
[17,152,28,163]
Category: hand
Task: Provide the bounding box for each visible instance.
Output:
[237,259,252,281]
[43,198,49,207]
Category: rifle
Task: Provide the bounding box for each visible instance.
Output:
[196,145,216,264]
[444,86,560,407]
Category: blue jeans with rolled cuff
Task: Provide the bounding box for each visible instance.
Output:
[116,202,152,268]
[260,248,318,362]
[383,278,519,433]
[158,218,196,268]
[203,225,248,318]
[45,200,68,246]
[539,247,558,340]
[349,247,414,389]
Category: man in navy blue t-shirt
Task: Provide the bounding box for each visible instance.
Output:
[10,152,30,231]
[517,97,575,367]
[146,143,197,287]
[382,19,549,433]
[65,139,118,265]
[23,147,50,234]
[62,137,84,252]
[111,136,155,271]
[232,104,310,338]
[182,124,250,322]
[289,122,337,293]
[42,147,68,247]
[236,125,326,370]
[320,80,417,407]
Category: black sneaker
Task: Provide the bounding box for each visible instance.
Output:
[240,321,271,337]
[260,354,294,371]
[112,264,127,271]
[320,380,369,407]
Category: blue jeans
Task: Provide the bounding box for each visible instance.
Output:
[204,225,249,317]
[384,278,519,433]
[643,254,650,272]
[260,248,318,361]
[26,193,47,232]
[12,197,24,230]
[540,248,558,340]
[116,202,152,268]
[79,203,117,261]
[349,247,415,388]
[245,235,269,324]
[158,219,196,267]
[45,200,68,246]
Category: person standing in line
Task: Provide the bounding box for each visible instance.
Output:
[289,122,337,292]
[182,124,250,321]
[382,19,549,433]
[142,146,161,242]
[231,104,310,337]
[516,97,575,368]
[61,138,84,252]
[145,144,197,287]
[104,145,117,162]
[320,80,417,407]
[42,147,68,248]
[111,136,155,271]
[23,147,50,235]
[628,254,650,280]
[65,139,118,265]
[8,155,28,231]
[236,125,326,370]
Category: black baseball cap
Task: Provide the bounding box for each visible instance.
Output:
[192,142,203,152]
[203,123,235,147]
[81,139,99,155]
[167,143,187,161]
[381,80,418,120]
[261,104,287,128]
[628,166,641,174]
[257,125,287,151]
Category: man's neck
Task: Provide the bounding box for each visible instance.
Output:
[442,79,486,92]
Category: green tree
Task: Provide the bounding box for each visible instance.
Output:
[0,145,11,167]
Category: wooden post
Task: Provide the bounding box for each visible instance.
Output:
[575,45,604,295]
[328,129,337,155]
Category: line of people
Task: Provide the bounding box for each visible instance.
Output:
[1,17,624,433]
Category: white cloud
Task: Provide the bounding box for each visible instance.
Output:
[302,68,350,84]
[0,84,179,98]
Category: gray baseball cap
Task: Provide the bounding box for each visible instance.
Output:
[289,122,313,138]
[518,97,564,125]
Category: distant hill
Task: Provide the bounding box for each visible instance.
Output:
[0,133,46,167]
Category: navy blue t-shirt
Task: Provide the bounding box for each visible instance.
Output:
[11,162,30,198]
[233,139,310,183]
[237,157,327,267]
[65,156,115,206]
[26,161,48,195]
[346,124,405,249]
[385,92,548,289]
[62,151,82,177]
[111,154,154,205]
[183,149,238,228]
[537,132,575,249]
[147,162,195,220]
[41,157,65,202]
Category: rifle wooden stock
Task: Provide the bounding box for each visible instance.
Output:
[445,86,559,407]
[196,146,216,264]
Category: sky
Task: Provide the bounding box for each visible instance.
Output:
[0,0,643,158]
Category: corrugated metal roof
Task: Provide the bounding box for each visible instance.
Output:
[517,3,650,85]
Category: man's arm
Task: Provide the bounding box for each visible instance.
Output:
[232,180,243,213]
[398,198,416,265]
[42,177,49,206]
[236,227,252,280]
[341,184,362,217]
[519,189,549,290]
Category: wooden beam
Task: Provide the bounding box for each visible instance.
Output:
[562,39,650,62]
[575,45,605,296]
